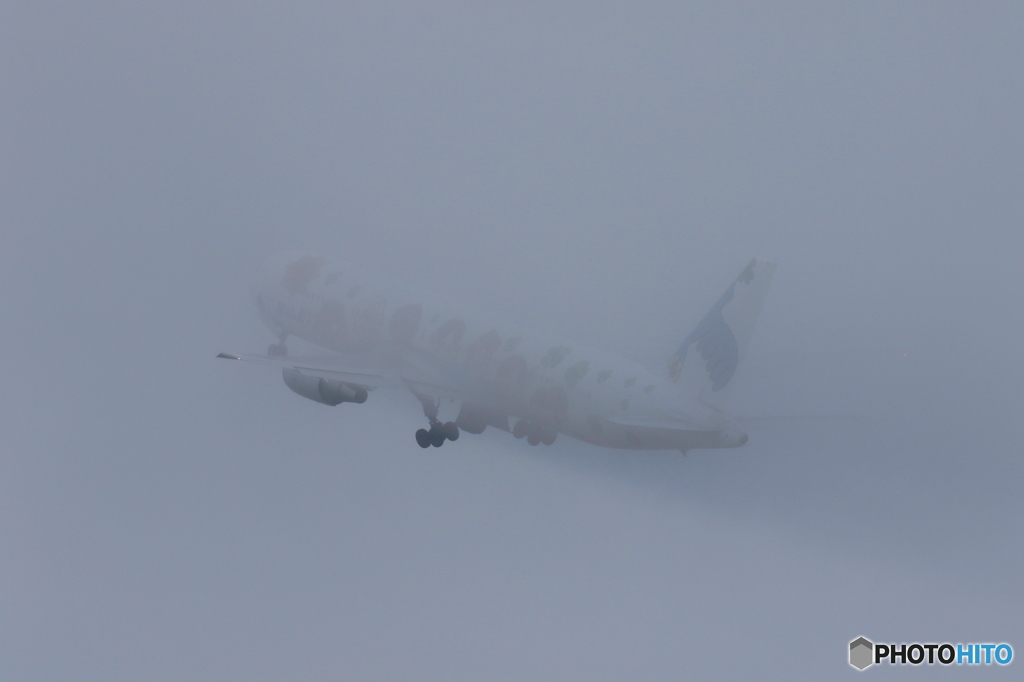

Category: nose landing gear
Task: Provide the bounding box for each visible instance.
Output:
[268,332,288,357]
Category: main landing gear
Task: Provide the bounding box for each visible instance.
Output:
[415,420,460,448]
[407,381,460,448]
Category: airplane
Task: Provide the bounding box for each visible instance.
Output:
[218,252,776,453]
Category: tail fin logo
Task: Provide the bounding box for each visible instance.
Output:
[667,258,762,391]
[668,283,739,391]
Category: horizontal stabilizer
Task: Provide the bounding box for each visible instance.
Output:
[602,415,744,450]
[736,414,869,425]
[604,416,704,432]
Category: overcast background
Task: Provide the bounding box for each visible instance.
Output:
[2,2,1022,680]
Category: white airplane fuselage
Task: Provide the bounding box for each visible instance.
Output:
[245,252,759,452]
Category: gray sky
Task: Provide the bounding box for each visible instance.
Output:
[2,2,1021,679]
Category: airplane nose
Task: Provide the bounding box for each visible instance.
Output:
[720,429,748,447]
[253,255,286,295]
[251,256,284,308]
[250,263,267,303]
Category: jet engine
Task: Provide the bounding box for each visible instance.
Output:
[282,368,368,406]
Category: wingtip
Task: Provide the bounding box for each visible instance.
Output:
[216,352,240,360]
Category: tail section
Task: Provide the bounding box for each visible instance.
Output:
[667,258,776,407]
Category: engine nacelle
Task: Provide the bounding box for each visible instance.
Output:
[282,368,368,406]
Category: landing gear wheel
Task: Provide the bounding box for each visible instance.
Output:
[442,421,460,441]
[430,428,446,447]
[513,420,529,439]
[268,343,288,357]
[415,429,431,448]
[527,433,541,446]
[541,430,556,446]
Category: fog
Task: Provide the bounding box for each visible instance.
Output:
[2,2,1021,679]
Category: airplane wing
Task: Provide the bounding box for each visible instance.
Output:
[216,352,392,388]
[215,350,480,403]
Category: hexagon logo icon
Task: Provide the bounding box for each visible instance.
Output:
[850,637,874,670]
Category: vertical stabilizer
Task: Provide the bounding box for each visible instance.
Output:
[667,258,776,407]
